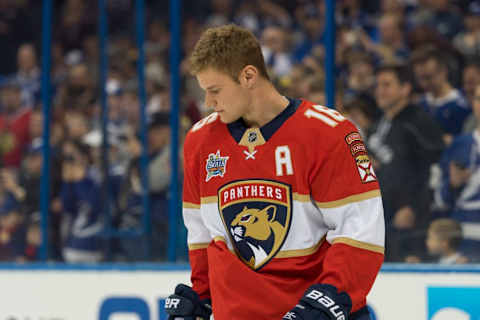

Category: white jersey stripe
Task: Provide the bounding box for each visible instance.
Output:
[322,196,385,249]
[184,194,384,255]
[183,207,212,245]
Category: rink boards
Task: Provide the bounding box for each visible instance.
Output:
[0,263,479,320]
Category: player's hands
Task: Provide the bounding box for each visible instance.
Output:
[165,284,212,320]
[282,284,351,320]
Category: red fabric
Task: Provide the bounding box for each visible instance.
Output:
[182,100,384,319]
[317,243,384,312]
[0,109,31,167]
[189,247,211,300]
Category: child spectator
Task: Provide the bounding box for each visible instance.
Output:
[60,139,103,263]
[426,218,468,264]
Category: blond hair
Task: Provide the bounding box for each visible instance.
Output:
[189,24,269,81]
[429,218,463,249]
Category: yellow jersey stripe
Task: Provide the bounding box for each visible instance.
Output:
[315,189,381,208]
[333,237,384,254]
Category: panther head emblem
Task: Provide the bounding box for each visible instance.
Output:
[230,205,286,269]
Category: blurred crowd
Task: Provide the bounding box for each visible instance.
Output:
[0,0,479,264]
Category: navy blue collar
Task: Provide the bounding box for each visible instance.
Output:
[227,97,302,143]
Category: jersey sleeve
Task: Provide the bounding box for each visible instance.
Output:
[310,122,385,312]
[182,131,211,300]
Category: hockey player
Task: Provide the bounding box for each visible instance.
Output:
[165,24,385,320]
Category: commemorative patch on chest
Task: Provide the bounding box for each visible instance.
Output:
[205,150,229,182]
[218,180,292,270]
[345,131,377,183]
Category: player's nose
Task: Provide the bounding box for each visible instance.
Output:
[204,94,216,110]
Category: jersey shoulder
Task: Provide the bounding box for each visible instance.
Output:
[184,112,225,150]
[295,99,360,147]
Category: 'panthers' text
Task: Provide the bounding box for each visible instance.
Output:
[220,182,287,206]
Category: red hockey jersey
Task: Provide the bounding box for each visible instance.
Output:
[182,99,384,320]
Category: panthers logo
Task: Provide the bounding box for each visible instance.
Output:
[218,180,292,270]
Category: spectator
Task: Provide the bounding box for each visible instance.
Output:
[426,218,468,264]
[408,0,463,38]
[0,179,26,262]
[305,76,326,106]
[64,110,90,140]
[433,83,480,262]
[1,167,25,207]
[24,213,42,261]
[60,139,103,263]
[381,0,406,17]
[293,3,324,62]
[463,60,480,106]
[145,20,169,59]
[360,13,409,64]
[337,0,375,34]
[343,94,380,137]
[55,0,96,53]
[119,112,171,261]
[345,52,376,98]
[0,80,32,167]
[261,25,293,78]
[18,138,62,259]
[55,63,96,112]
[83,126,129,216]
[12,43,41,107]
[205,0,234,28]
[411,47,471,142]
[462,60,480,132]
[0,1,35,75]
[232,0,260,32]
[257,1,292,29]
[367,64,445,261]
[453,6,480,58]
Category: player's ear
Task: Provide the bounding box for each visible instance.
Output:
[238,65,258,89]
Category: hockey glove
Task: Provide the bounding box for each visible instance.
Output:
[282,284,352,320]
[165,284,212,320]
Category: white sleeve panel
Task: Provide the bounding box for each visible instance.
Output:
[321,196,385,248]
[183,207,212,245]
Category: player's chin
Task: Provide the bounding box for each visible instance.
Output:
[219,114,237,124]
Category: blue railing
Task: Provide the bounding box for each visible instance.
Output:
[38,0,183,262]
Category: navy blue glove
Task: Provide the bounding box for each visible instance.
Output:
[165,284,212,320]
[282,284,352,320]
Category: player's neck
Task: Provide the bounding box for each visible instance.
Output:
[242,82,289,128]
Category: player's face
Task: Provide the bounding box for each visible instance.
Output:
[197,68,250,123]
